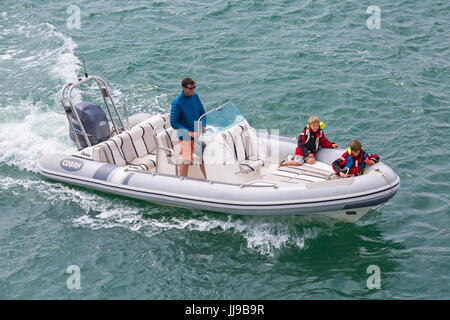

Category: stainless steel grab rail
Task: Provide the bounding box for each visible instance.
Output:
[196,101,234,139]
[60,75,127,150]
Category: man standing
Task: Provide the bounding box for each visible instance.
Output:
[170,78,207,178]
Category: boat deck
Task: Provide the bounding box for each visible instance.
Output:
[248,162,336,186]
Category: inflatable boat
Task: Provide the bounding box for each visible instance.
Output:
[37,76,400,222]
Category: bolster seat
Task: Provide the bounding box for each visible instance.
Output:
[155,127,184,165]
[222,121,266,174]
[90,115,168,170]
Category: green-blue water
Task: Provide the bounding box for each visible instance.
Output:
[0,0,449,299]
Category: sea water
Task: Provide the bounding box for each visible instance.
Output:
[0,0,449,299]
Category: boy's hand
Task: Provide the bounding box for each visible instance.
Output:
[331,143,338,148]
[339,171,348,178]
[365,158,375,165]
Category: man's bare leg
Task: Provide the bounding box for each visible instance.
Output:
[179,162,189,177]
[200,163,207,179]
[179,140,194,177]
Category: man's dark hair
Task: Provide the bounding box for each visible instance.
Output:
[181,78,195,88]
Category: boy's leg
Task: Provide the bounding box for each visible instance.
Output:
[281,155,304,166]
[281,160,300,166]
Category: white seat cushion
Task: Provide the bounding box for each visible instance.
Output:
[156,128,185,165]
[90,114,170,170]
[239,159,264,173]
[129,154,157,170]
[128,125,154,156]
[221,121,266,174]
[103,138,127,166]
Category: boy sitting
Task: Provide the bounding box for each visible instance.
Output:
[332,139,379,178]
[281,116,338,166]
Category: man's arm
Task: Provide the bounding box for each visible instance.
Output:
[170,101,191,140]
[198,95,207,127]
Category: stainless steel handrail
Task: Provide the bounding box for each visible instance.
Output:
[196,101,234,139]
[60,75,126,150]
[61,82,90,150]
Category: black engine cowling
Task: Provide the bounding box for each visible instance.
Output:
[68,102,110,149]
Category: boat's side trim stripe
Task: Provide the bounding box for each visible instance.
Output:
[344,194,394,210]
[40,167,399,208]
[92,163,117,181]
[122,173,134,185]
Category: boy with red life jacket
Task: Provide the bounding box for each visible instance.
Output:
[281,116,338,166]
[332,139,379,178]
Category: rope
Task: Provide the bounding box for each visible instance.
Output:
[375,168,395,198]
[367,169,395,219]
[367,202,387,219]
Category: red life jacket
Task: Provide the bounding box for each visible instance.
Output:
[295,126,333,156]
[332,149,380,176]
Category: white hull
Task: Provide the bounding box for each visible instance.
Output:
[37,139,400,223]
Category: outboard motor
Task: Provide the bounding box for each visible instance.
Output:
[69,102,111,149]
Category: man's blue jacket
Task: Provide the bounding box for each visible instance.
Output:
[170,91,206,140]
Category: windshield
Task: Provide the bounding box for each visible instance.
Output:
[200,102,245,136]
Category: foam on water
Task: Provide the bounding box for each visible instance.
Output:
[1,172,311,256]
[72,207,323,256]
[2,21,79,75]
[0,54,12,60]
[0,16,83,171]
[44,23,81,85]
[1,175,314,256]
[0,104,75,172]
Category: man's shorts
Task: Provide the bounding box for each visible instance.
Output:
[179,140,195,163]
